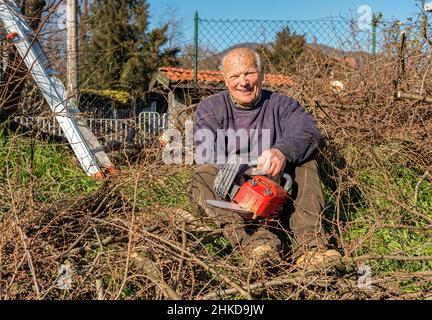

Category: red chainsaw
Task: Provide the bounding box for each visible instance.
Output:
[207,160,292,221]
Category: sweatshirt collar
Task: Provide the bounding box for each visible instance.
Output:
[229,90,263,110]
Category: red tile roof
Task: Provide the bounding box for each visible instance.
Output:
[158,67,294,87]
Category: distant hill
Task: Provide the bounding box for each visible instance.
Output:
[215,42,370,68]
[306,43,369,59]
[218,42,273,56]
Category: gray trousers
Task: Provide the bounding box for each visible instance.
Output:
[190,160,328,256]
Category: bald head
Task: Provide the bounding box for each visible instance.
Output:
[221,48,264,76]
[220,48,264,108]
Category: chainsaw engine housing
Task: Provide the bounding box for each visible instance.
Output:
[232,175,289,219]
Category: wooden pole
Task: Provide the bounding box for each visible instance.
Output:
[193,11,198,84]
[397,92,432,103]
[398,31,406,78]
[66,0,78,104]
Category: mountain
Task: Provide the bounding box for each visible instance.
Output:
[216,42,370,69]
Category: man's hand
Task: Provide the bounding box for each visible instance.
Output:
[256,149,286,176]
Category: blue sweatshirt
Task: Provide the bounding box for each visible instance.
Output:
[193,89,322,166]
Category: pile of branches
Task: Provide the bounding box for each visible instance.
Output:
[0,145,430,300]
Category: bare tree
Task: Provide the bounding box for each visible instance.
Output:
[157,4,186,50]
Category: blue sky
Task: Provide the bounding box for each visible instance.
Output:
[148,0,423,43]
[149,0,420,21]
[147,0,424,50]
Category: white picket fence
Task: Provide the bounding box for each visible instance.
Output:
[14,112,169,147]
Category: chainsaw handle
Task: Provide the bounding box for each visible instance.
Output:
[281,173,293,192]
[248,159,259,167]
[247,160,292,193]
[244,160,266,176]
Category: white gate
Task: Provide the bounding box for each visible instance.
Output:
[15,112,169,147]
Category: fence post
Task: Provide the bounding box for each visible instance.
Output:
[194,10,199,84]
[371,12,382,56]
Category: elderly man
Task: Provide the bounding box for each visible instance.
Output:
[190,48,341,268]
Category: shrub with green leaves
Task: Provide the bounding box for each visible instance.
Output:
[322,141,432,274]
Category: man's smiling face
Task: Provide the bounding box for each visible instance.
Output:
[223,49,264,107]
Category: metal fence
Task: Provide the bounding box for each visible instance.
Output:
[14,112,169,147]
[192,12,382,76]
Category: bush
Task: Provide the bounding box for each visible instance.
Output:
[79,89,132,116]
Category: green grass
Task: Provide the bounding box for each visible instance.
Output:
[0,130,101,202]
[322,142,432,274]
[204,236,232,257]
[133,169,192,209]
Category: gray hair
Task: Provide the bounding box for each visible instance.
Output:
[220,49,264,75]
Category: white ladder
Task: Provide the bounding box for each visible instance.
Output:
[0,0,114,177]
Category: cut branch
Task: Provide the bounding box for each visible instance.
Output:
[396,92,432,104]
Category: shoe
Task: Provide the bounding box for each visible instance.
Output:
[295,249,342,271]
[248,244,281,266]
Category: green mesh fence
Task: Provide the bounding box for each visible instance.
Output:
[194,14,379,72]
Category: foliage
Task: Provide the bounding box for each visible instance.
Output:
[349,145,432,272]
[81,89,131,105]
[321,141,432,275]
[259,26,306,73]
[80,0,179,92]
[79,88,131,113]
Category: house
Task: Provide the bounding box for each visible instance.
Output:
[148,67,295,115]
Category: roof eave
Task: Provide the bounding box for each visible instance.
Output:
[149,71,172,91]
